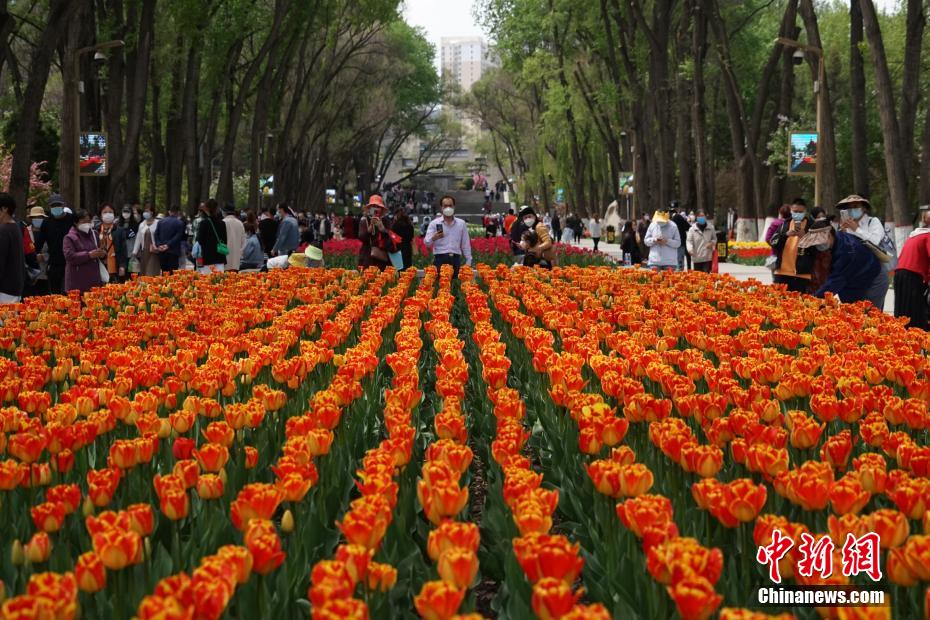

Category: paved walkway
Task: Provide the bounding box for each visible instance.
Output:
[572,238,895,314]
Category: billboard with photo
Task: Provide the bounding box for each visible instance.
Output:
[79,133,108,176]
[325,189,337,205]
[619,172,634,195]
[788,132,817,176]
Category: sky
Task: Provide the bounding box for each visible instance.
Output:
[402,0,484,71]
[402,0,903,73]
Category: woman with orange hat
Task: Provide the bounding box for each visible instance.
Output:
[358,195,392,270]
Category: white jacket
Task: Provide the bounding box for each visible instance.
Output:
[644,221,681,266]
[223,215,247,271]
[848,214,885,246]
[132,220,159,256]
[686,223,716,263]
[588,219,602,237]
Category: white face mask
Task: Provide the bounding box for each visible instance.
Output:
[101,213,115,224]
[143,212,153,221]
[524,217,536,227]
[77,223,92,233]
[442,207,455,217]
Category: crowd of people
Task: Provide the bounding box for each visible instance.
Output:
[2,186,930,331]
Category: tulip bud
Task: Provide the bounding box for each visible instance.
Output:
[82,496,95,517]
[281,509,295,534]
[10,540,23,566]
[219,468,228,484]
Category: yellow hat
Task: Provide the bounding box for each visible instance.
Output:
[304,245,323,261]
[287,253,307,269]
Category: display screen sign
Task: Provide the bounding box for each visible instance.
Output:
[79,133,108,176]
[619,172,634,195]
[788,132,817,176]
[325,189,337,205]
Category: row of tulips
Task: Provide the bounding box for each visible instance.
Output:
[413,267,481,619]
[0,269,400,617]
[490,265,930,617]
[478,265,728,618]
[307,269,433,618]
[128,272,394,618]
[461,276,607,619]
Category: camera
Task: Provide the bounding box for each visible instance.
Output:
[792,50,805,66]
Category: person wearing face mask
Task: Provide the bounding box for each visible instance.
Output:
[96,203,128,283]
[686,210,717,273]
[836,195,892,310]
[512,205,553,268]
[63,209,106,294]
[36,194,74,294]
[811,226,880,303]
[195,199,229,274]
[132,205,161,276]
[358,195,393,270]
[23,206,48,296]
[424,196,473,278]
[154,205,186,273]
[0,193,24,304]
[222,204,246,272]
[644,209,682,271]
[770,198,818,292]
[271,202,299,257]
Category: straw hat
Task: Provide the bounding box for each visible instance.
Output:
[836,195,872,210]
[305,245,323,261]
[27,206,46,218]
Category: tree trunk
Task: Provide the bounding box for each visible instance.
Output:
[182,43,201,211]
[691,0,711,216]
[675,11,694,213]
[859,0,912,237]
[849,0,870,197]
[798,0,838,209]
[107,0,156,208]
[897,0,925,187]
[9,0,81,213]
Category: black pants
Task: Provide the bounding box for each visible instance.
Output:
[894,269,928,330]
[592,237,600,251]
[694,261,712,273]
[573,231,582,243]
[159,253,181,273]
[433,253,461,279]
[47,263,65,295]
[774,274,811,293]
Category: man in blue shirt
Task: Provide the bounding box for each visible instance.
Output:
[272,203,300,257]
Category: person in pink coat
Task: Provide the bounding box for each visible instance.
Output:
[63,209,105,294]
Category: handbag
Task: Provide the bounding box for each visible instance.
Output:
[764,255,778,271]
[206,218,230,256]
[388,251,404,270]
[191,242,202,259]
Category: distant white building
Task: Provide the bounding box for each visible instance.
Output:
[440,37,497,93]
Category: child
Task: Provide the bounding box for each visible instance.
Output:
[520,230,543,268]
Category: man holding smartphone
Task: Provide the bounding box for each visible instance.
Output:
[424,195,472,279]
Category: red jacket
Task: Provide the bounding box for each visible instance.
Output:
[896,230,930,283]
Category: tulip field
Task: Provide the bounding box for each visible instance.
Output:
[1,265,929,620]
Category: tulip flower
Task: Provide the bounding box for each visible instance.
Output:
[414,580,465,620]
[23,532,52,564]
[531,578,581,620]
[75,552,107,592]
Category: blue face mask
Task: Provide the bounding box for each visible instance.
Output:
[31,218,44,229]
[849,208,863,220]
[696,217,707,225]
[791,212,805,222]
[50,207,64,217]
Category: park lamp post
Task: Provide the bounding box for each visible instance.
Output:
[776,36,825,209]
[71,40,124,210]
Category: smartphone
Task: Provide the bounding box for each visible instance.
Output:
[839,209,850,223]
[437,223,444,234]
